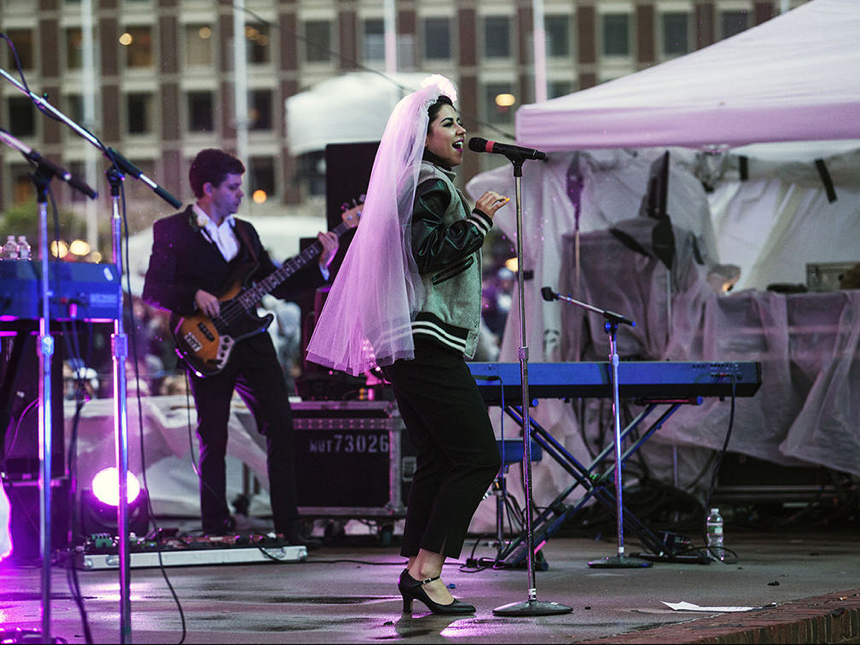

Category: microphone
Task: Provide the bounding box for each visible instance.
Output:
[468,137,546,161]
[106,147,182,209]
[0,128,98,199]
[541,286,635,327]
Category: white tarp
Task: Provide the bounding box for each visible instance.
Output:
[516,0,860,151]
[465,0,860,526]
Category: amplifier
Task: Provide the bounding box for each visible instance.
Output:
[291,400,415,517]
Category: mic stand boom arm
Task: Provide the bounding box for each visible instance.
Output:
[0,66,181,209]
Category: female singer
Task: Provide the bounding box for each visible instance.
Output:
[307,75,509,614]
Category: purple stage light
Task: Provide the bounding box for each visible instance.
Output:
[91,467,141,507]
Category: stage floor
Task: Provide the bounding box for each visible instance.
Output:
[2,530,860,644]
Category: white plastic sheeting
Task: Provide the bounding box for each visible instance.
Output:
[465,147,860,527]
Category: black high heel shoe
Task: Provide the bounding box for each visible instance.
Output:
[398,569,476,615]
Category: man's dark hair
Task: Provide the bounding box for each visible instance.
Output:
[189,149,245,198]
[427,95,455,134]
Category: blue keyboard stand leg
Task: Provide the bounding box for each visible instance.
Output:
[493,402,684,567]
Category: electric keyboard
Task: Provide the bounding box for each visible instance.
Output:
[0,260,121,322]
[468,361,761,403]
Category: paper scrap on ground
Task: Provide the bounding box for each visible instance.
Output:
[662,601,759,612]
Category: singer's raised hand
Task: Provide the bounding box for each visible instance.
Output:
[475,191,510,218]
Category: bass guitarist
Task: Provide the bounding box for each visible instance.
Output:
[142,148,340,546]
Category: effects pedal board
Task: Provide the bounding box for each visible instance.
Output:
[74,532,307,570]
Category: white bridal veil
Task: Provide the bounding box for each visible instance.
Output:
[306,75,458,376]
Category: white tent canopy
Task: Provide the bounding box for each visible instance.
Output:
[285,72,431,156]
[516,0,860,151]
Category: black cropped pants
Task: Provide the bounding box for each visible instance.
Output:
[383,338,501,559]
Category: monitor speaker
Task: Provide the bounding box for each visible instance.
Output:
[298,142,379,375]
[324,141,379,232]
[1,331,64,481]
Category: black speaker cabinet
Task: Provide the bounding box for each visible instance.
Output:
[3,478,71,562]
[292,401,416,517]
[297,141,379,374]
[324,141,379,232]
[0,329,64,481]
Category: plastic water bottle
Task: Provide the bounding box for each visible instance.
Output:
[706,507,725,561]
[16,235,31,260]
[2,235,19,260]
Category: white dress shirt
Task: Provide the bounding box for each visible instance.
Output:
[192,203,330,279]
[193,204,239,262]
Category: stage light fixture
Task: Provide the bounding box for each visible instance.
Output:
[91,467,141,506]
[80,468,149,538]
[1,483,11,562]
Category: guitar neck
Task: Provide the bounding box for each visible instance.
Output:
[243,221,350,305]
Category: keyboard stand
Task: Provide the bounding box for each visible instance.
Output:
[487,397,699,567]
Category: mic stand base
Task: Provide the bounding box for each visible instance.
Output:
[493,599,573,617]
[588,555,652,569]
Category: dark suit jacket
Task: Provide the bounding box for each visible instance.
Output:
[142,205,324,317]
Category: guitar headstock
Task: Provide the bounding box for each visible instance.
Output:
[340,194,365,229]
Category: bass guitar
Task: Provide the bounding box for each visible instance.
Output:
[173,202,361,377]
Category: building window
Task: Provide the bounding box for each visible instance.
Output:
[185,24,213,67]
[721,11,748,39]
[548,81,573,99]
[423,17,451,60]
[8,97,36,137]
[10,164,36,204]
[545,15,570,58]
[3,30,35,71]
[249,90,273,131]
[121,26,153,68]
[249,156,276,199]
[188,92,214,132]
[67,161,87,203]
[602,14,630,57]
[66,94,84,124]
[65,28,84,70]
[484,82,514,125]
[662,13,689,56]
[245,23,271,64]
[363,19,385,62]
[484,16,511,59]
[126,93,152,134]
[304,21,331,63]
[397,34,416,71]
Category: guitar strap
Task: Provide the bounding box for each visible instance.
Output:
[232,220,259,264]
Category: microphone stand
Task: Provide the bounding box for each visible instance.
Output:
[0,130,98,644]
[2,66,181,644]
[492,155,572,618]
[541,289,650,569]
